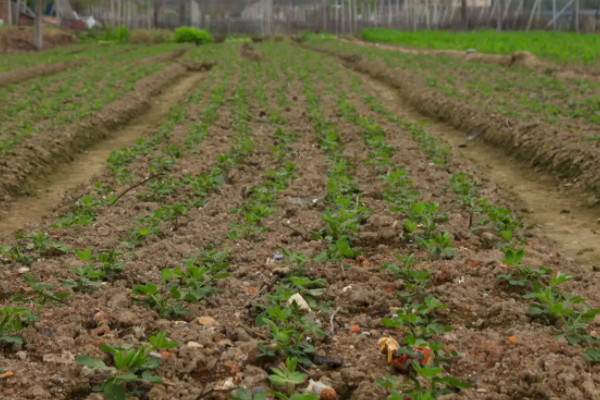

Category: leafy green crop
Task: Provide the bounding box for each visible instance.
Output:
[360,28,600,66]
[77,331,177,400]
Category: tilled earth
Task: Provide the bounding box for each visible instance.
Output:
[0,42,599,400]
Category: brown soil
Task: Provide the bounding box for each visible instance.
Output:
[141,48,189,65]
[0,27,77,54]
[306,43,600,203]
[344,38,600,81]
[0,59,83,88]
[239,43,264,61]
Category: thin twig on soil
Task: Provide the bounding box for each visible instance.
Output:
[327,306,341,337]
[281,222,310,241]
[109,173,163,206]
[241,324,269,340]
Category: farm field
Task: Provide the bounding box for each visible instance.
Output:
[360,28,600,67]
[0,43,189,199]
[0,40,599,400]
[307,38,600,200]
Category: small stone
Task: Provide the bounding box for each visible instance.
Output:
[196,316,216,325]
[242,366,269,388]
[215,377,236,391]
[114,310,138,327]
[93,311,107,324]
[17,267,29,274]
[15,351,27,360]
[29,384,49,398]
[108,292,131,308]
[186,341,203,348]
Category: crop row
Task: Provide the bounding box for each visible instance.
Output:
[309,39,600,137]
[0,44,187,153]
[0,44,247,398]
[0,43,184,73]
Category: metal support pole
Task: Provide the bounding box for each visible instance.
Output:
[575,0,579,31]
[34,0,43,49]
[7,0,12,25]
[496,0,502,30]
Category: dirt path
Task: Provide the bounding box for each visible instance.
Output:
[364,75,600,270]
[0,72,204,235]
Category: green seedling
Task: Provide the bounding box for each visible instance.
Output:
[526,273,600,344]
[279,248,309,274]
[315,237,361,263]
[314,208,361,242]
[229,388,267,400]
[448,173,482,229]
[76,330,177,400]
[0,307,39,345]
[497,264,553,287]
[52,194,106,228]
[63,263,104,292]
[0,244,35,266]
[584,348,600,363]
[124,226,153,248]
[420,232,456,260]
[131,283,187,317]
[94,248,126,280]
[406,201,448,238]
[382,254,431,303]
[479,202,530,247]
[269,357,308,397]
[377,368,470,400]
[382,295,451,341]
[17,275,70,307]
[1,232,71,266]
[384,168,418,213]
[256,287,325,365]
[184,248,230,270]
[161,259,229,302]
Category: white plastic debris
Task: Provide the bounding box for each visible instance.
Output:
[287,293,311,311]
[306,379,337,398]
